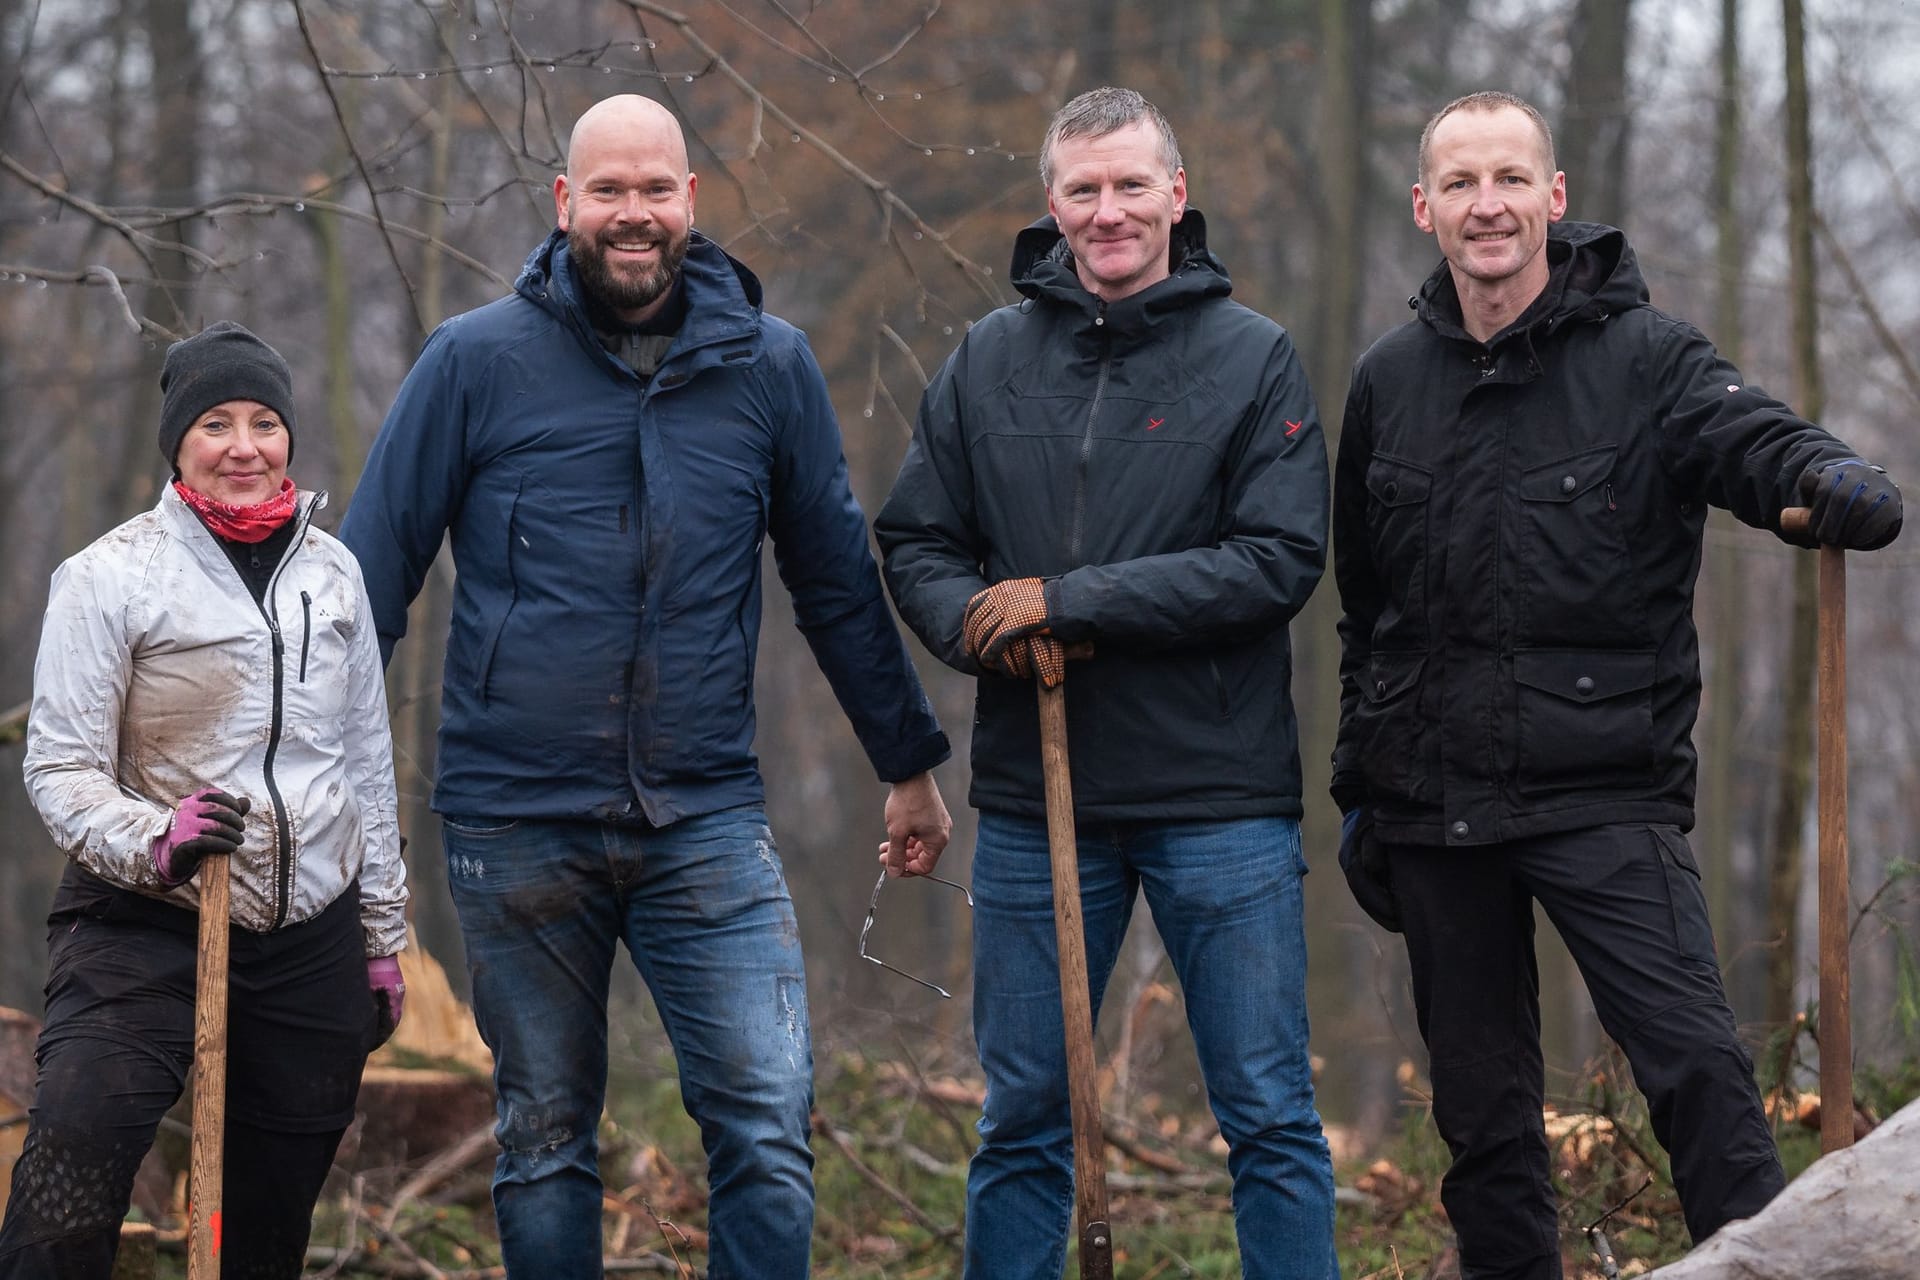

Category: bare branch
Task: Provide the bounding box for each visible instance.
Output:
[290,0,430,338]
[211,193,512,292]
[1814,210,1920,410]
[0,263,180,338]
[617,0,1001,306]
[0,150,219,271]
[854,1,942,78]
[877,321,928,387]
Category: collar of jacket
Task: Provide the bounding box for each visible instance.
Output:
[513,227,766,377]
[1412,219,1651,348]
[1008,208,1232,340]
[161,483,325,578]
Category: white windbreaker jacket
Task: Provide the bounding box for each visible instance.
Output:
[23,487,407,956]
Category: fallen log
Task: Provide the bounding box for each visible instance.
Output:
[1644,1095,1920,1279]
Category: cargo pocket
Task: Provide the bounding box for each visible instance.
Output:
[1513,650,1656,796]
[1648,825,1719,968]
[1357,651,1427,802]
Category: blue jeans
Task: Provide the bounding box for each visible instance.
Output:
[442,808,814,1280]
[965,812,1338,1280]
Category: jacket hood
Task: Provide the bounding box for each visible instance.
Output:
[514,226,765,352]
[1415,220,1649,342]
[1010,209,1232,328]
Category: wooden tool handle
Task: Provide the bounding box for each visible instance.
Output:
[1779,507,1854,1151]
[189,853,230,1279]
[1037,682,1114,1280]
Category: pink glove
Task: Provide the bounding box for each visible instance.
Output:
[151,788,250,887]
[368,955,406,1048]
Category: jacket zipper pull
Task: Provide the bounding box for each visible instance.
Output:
[1605,482,1617,512]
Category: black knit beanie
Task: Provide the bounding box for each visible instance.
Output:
[157,322,297,471]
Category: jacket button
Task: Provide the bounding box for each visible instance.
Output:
[1575,676,1595,696]
[1374,679,1387,697]
[1449,821,1470,840]
[1560,475,1577,494]
[1383,481,1399,501]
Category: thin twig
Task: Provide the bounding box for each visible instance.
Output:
[811,1108,958,1239]
[0,150,218,270]
[1814,210,1920,409]
[616,0,1000,307]
[290,0,429,337]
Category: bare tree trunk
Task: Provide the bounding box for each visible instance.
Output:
[1703,0,1748,993]
[1547,0,1638,1072]
[1081,0,1121,89]
[117,0,202,521]
[1762,0,1822,1028]
[1304,0,1390,1140]
[1561,0,1634,230]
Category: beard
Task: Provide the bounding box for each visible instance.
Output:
[568,222,689,315]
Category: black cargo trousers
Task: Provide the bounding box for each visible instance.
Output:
[1382,823,1785,1280]
[0,865,375,1280]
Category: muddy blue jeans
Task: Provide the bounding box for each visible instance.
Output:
[964,812,1338,1280]
[442,808,814,1280]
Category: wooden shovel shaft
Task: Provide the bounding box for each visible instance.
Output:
[190,852,230,1278]
[1782,506,1852,1153]
[1037,682,1114,1279]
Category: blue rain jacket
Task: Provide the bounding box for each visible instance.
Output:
[342,229,949,823]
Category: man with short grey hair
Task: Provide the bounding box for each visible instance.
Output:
[878,86,1339,1279]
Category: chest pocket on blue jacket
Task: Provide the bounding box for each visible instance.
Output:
[1365,454,1433,636]
[1516,444,1635,643]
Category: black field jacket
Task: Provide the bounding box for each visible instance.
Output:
[1332,221,1859,846]
[877,212,1327,821]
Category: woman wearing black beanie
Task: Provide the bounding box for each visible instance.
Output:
[0,323,410,1280]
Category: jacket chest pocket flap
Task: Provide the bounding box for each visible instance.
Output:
[1366,455,1433,508]
[1519,444,1616,503]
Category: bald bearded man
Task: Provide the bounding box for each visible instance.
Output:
[342,95,953,1278]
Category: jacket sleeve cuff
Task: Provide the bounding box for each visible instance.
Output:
[871,729,953,784]
[1041,576,1091,644]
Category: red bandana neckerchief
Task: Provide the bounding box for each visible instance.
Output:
[173,477,299,543]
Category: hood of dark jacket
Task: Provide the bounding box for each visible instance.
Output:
[514,226,766,357]
[1009,209,1232,334]
[1414,220,1649,345]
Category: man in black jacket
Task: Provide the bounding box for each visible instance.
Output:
[877,87,1337,1280]
[1332,90,1902,1279]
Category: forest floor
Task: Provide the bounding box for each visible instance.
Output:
[123,1021,1919,1278]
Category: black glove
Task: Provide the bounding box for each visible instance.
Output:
[1798,457,1903,549]
[151,789,251,887]
[1338,807,1401,932]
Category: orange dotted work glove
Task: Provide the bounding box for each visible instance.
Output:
[963,579,1064,687]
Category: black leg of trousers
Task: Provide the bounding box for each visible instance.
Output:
[0,899,196,1280]
[1389,843,1562,1280]
[0,879,373,1280]
[1523,824,1784,1241]
[219,1120,350,1280]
